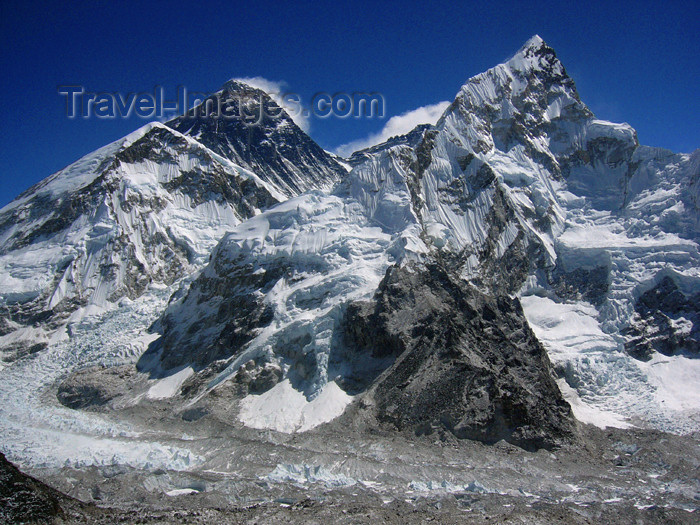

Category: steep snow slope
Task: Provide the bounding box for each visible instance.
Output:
[167,80,348,198]
[0,122,279,362]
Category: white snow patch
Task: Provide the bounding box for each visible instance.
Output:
[556,379,631,429]
[238,379,353,433]
[638,354,700,413]
[521,294,632,429]
[147,367,194,399]
[165,488,200,497]
[521,294,700,433]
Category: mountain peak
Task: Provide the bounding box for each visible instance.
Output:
[165,79,346,198]
[506,34,563,76]
[221,79,272,98]
[520,34,545,51]
[452,33,577,121]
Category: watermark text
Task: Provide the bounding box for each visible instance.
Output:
[58,85,385,125]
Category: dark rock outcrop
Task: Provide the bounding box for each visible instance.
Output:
[137,257,286,373]
[344,263,576,451]
[551,264,611,306]
[625,276,700,360]
[0,453,66,523]
[56,366,123,410]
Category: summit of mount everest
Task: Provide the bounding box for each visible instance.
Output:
[0,36,698,523]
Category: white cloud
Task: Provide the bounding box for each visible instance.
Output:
[332,101,450,158]
[231,76,311,132]
[232,76,287,96]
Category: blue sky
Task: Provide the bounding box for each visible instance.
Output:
[1,0,698,207]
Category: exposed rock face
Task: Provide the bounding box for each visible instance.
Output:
[167,80,347,198]
[1,80,350,364]
[625,276,700,360]
[0,79,351,363]
[232,359,284,395]
[550,264,611,306]
[344,263,576,451]
[139,257,281,372]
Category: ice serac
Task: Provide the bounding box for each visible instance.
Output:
[166,80,348,198]
[0,122,279,362]
[137,192,395,391]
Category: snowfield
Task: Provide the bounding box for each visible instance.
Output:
[521,294,700,433]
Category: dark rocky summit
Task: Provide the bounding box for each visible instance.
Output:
[167,80,347,197]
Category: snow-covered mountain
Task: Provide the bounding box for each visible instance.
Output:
[133,35,700,444]
[345,123,435,167]
[0,122,284,362]
[0,36,699,470]
[0,84,353,364]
